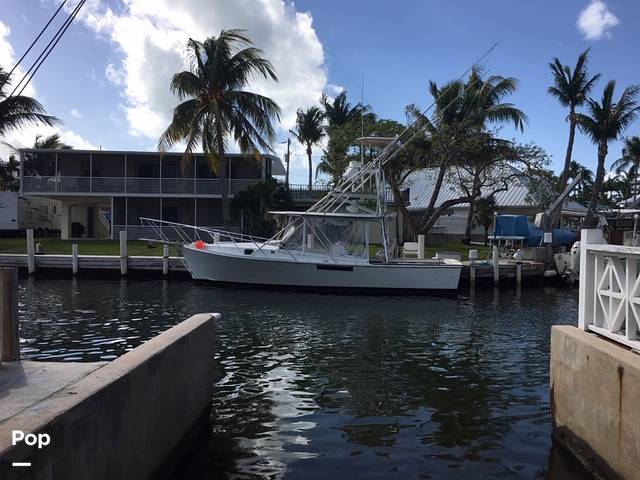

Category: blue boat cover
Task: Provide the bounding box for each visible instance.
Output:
[493,215,578,247]
[493,215,529,237]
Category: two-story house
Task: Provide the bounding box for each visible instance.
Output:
[19,149,285,239]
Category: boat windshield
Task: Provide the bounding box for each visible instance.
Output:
[279,216,373,259]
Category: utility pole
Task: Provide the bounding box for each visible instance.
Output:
[284,137,291,188]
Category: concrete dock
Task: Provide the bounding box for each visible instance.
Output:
[551,326,640,480]
[0,313,217,480]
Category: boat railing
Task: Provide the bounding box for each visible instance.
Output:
[579,229,640,350]
[138,218,300,261]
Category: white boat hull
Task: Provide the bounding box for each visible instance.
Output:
[182,244,461,291]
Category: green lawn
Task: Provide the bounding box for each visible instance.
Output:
[370,242,492,261]
[423,242,492,261]
[0,237,491,260]
[0,238,180,256]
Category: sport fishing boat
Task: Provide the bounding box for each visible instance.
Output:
[141,135,462,292]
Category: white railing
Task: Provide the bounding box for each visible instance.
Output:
[21,176,259,195]
[579,229,640,350]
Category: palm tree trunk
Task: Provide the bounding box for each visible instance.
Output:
[551,114,577,227]
[584,143,607,228]
[307,144,312,194]
[217,133,230,224]
[559,113,577,187]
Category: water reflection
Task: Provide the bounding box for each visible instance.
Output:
[19,279,587,479]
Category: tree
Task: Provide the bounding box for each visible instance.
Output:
[320,91,368,127]
[610,136,640,202]
[291,106,324,193]
[400,68,528,240]
[472,195,497,245]
[0,66,58,138]
[548,49,600,193]
[0,154,20,191]
[33,133,72,149]
[158,30,281,223]
[567,160,594,205]
[577,81,640,227]
[231,178,293,236]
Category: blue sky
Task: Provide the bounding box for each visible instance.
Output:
[1,0,639,183]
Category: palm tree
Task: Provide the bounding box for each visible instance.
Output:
[610,136,640,202]
[0,67,58,138]
[578,81,640,227]
[33,133,72,149]
[291,106,324,193]
[0,154,20,191]
[548,49,601,190]
[567,160,594,204]
[158,30,281,223]
[320,91,368,126]
[406,67,527,239]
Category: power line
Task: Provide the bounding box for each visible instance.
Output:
[8,0,86,99]
[0,0,69,90]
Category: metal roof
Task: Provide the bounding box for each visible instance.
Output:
[403,167,588,213]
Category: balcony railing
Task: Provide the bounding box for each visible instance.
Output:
[579,229,640,350]
[21,176,260,196]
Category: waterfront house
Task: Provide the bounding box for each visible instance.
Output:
[403,167,587,241]
[19,149,285,239]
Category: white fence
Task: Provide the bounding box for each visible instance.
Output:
[579,229,640,350]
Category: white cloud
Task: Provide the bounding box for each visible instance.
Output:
[70,0,328,159]
[0,20,96,151]
[325,83,344,97]
[0,20,36,97]
[70,108,82,119]
[105,63,125,85]
[577,0,619,40]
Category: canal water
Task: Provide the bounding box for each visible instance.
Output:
[18,278,587,479]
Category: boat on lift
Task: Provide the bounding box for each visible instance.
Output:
[142,136,462,292]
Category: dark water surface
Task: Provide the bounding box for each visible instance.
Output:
[18,278,588,479]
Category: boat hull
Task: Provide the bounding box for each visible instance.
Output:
[182,246,461,291]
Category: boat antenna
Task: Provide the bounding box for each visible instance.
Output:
[360,71,364,164]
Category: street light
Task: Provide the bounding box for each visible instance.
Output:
[280,136,291,188]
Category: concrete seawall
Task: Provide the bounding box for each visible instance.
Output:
[551,325,640,480]
[0,312,217,479]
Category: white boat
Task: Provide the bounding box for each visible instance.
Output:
[141,137,462,292]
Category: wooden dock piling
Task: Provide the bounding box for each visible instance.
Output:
[72,243,79,275]
[469,249,477,287]
[0,267,19,362]
[417,235,425,260]
[26,229,35,274]
[162,244,169,276]
[492,245,499,285]
[120,230,128,276]
[515,249,523,286]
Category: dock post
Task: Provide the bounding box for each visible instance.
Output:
[469,249,477,287]
[0,267,19,362]
[492,245,499,285]
[72,243,79,275]
[417,235,425,260]
[26,229,35,274]
[163,244,169,276]
[120,230,128,276]
[515,249,522,286]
